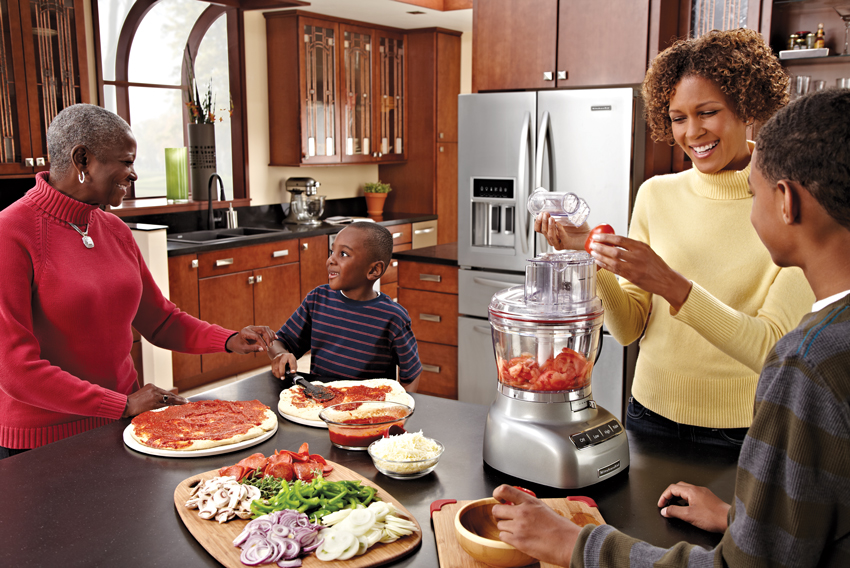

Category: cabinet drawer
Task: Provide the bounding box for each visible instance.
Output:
[383,258,400,284]
[416,341,457,399]
[398,288,457,346]
[388,223,411,246]
[398,261,458,294]
[198,240,299,278]
[381,282,398,302]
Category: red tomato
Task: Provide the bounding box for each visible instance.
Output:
[514,486,537,497]
[584,224,616,254]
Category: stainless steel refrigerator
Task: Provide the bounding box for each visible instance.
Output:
[457,89,643,419]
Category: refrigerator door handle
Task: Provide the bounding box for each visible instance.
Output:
[534,110,551,190]
[517,111,531,254]
[473,276,521,289]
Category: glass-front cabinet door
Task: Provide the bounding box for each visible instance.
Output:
[373,30,406,162]
[340,24,373,163]
[300,18,338,163]
[0,0,88,176]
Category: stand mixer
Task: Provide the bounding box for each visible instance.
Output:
[283,177,325,225]
[484,250,629,488]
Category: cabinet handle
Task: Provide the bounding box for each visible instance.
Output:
[422,364,441,374]
[419,273,441,283]
[414,228,434,235]
[248,276,255,284]
[302,243,309,250]
[25,158,34,167]
[439,146,444,152]
[256,275,263,283]
[272,250,289,258]
[391,261,398,268]
[248,275,263,285]
[392,232,403,239]
[420,313,441,323]
[557,71,567,80]
[191,259,199,269]
[439,132,444,139]
[215,258,234,267]
[36,157,46,166]
[543,71,554,81]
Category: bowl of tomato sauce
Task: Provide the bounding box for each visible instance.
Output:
[319,401,413,451]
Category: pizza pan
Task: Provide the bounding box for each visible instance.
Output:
[123,419,278,458]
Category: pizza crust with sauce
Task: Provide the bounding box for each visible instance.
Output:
[130,400,277,451]
[278,379,412,422]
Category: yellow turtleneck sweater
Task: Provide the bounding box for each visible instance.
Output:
[598,158,814,428]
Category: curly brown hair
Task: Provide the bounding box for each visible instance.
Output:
[642,28,789,145]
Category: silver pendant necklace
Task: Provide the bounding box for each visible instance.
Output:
[68,221,94,249]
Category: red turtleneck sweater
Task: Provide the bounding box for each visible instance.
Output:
[0,172,234,449]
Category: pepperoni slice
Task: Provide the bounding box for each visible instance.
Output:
[309,454,334,474]
[265,462,295,482]
[293,461,318,481]
[237,452,268,471]
[218,465,249,481]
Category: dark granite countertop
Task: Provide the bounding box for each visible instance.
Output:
[0,371,737,567]
[392,242,457,266]
[165,213,437,256]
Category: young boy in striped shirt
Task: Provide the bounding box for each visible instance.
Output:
[489,89,850,566]
[265,222,421,392]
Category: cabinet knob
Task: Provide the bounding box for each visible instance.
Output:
[256,275,263,283]
[543,71,554,81]
[191,259,199,269]
[36,157,46,166]
[302,243,309,250]
[439,146,444,152]
[248,276,255,284]
[25,158,34,167]
[557,70,567,80]
[439,132,444,139]
[249,275,263,284]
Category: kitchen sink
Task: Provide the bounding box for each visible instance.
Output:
[166,227,284,244]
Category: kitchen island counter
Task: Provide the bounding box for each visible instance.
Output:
[0,371,738,566]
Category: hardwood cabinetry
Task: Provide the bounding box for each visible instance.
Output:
[299,234,330,296]
[473,0,651,91]
[381,222,412,301]
[397,260,458,399]
[0,0,89,177]
[265,11,407,166]
[379,29,460,245]
[168,241,301,391]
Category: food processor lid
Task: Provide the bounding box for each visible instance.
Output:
[489,250,603,322]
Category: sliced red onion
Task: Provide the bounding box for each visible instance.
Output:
[277,559,302,568]
[234,509,322,566]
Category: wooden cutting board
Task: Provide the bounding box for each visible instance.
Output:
[431,497,604,568]
[174,462,422,567]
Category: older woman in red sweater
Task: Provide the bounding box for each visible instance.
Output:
[0,104,269,458]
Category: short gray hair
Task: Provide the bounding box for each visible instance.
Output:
[47,104,132,178]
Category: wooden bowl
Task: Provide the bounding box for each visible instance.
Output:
[454,498,536,568]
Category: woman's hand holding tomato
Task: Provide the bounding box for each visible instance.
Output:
[585,229,693,312]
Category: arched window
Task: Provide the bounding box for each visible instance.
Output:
[92,0,244,201]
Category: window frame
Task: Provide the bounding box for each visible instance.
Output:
[90,0,249,212]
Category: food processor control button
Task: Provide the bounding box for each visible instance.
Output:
[608,420,623,434]
[588,429,605,443]
[570,432,592,449]
[600,423,614,437]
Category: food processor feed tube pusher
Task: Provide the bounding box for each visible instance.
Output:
[484,250,629,489]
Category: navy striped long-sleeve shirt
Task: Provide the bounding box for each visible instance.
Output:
[275,285,421,382]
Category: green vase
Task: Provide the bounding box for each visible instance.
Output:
[164,147,189,203]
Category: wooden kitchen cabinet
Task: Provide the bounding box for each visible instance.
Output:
[381,223,412,300]
[265,11,407,166]
[379,29,460,244]
[473,0,653,91]
[397,260,458,399]
[299,234,329,296]
[0,0,90,177]
[168,240,301,391]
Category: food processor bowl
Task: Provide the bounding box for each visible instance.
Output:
[489,250,603,400]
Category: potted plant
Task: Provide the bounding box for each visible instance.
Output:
[364,181,392,217]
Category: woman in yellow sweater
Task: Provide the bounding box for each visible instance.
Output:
[536,29,814,448]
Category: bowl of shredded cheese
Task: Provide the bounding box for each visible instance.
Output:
[367,431,444,479]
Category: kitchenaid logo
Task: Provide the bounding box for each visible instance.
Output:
[591,105,612,111]
[598,461,621,477]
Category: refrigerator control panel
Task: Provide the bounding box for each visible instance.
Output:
[472,178,515,201]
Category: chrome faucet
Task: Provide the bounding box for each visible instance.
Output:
[208,174,224,230]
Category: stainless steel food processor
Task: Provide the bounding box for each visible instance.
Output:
[484,250,629,488]
[283,177,325,225]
